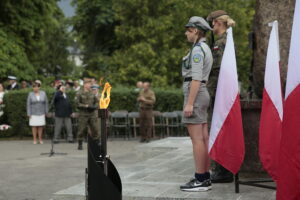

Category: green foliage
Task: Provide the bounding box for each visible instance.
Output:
[110,87,183,112]
[0,30,35,81]
[1,87,183,137]
[72,0,255,89]
[72,0,118,75]
[0,0,76,81]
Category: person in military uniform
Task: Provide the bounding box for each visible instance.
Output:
[206,10,236,183]
[75,79,99,150]
[179,16,213,192]
[137,82,155,143]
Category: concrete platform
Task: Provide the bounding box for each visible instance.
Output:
[52,138,276,200]
[0,137,276,200]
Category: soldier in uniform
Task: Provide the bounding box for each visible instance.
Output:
[206,10,236,183]
[179,16,213,192]
[75,79,99,150]
[137,82,155,143]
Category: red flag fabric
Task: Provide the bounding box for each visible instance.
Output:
[259,21,283,182]
[277,0,300,199]
[208,27,245,174]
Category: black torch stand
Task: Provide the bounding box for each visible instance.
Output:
[85,109,122,200]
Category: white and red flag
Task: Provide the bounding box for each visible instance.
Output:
[277,0,300,199]
[209,27,245,174]
[259,20,283,182]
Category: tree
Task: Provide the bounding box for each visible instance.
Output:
[73,0,255,88]
[72,0,118,77]
[0,29,35,81]
[0,0,75,81]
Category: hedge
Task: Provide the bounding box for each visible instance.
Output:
[0,87,183,138]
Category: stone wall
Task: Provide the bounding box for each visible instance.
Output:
[240,100,264,173]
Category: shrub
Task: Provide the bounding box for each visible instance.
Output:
[1,87,183,138]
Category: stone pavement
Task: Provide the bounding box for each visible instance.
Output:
[0,137,276,200]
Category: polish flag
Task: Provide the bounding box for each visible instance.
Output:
[259,20,283,182]
[277,0,300,199]
[209,27,245,174]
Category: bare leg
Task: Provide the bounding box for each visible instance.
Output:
[32,127,37,144]
[187,124,209,174]
[38,126,44,144]
[202,123,210,172]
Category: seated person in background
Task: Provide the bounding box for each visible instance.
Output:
[53,85,74,143]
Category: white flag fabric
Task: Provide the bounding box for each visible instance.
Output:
[277,0,300,199]
[259,20,283,182]
[209,27,245,174]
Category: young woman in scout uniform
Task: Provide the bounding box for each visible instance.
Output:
[180,16,213,192]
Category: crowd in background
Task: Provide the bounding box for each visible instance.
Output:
[0,75,156,145]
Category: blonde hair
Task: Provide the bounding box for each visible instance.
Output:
[215,15,236,28]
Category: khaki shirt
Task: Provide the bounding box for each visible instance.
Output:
[207,32,227,97]
[138,89,156,109]
[182,38,213,82]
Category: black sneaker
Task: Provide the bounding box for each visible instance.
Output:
[180,178,212,192]
[211,172,233,183]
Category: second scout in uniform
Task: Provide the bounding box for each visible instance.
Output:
[179,16,213,192]
[207,10,236,184]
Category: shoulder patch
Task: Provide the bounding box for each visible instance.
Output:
[193,54,201,63]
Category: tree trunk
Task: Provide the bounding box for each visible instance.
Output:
[252,0,295,98]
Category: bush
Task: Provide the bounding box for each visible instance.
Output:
[1,87,183,138]
[109,87,183,112]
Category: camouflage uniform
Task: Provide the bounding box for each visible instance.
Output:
[76,89,99,142]
[208,32,234,183]
[138,89,156,142]
[207,32,227,98]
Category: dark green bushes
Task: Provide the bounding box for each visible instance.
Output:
[0,87,183,138]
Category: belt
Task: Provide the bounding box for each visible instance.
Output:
[184,77,207,83]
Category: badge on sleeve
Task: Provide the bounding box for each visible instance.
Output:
[193,54,201,63]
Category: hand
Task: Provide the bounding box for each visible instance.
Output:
[139,97,146,102]
[184,104,193,117]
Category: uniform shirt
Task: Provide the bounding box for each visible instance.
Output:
[182,38,213,82]
[75,89,99,116]
[138,89,156,109]
[207,32,227,97]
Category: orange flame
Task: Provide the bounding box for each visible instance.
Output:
[99,82,112,109]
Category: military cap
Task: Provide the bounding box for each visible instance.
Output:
[8,76,17,80]
[207,10,228,22]
[185,16,212,31]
